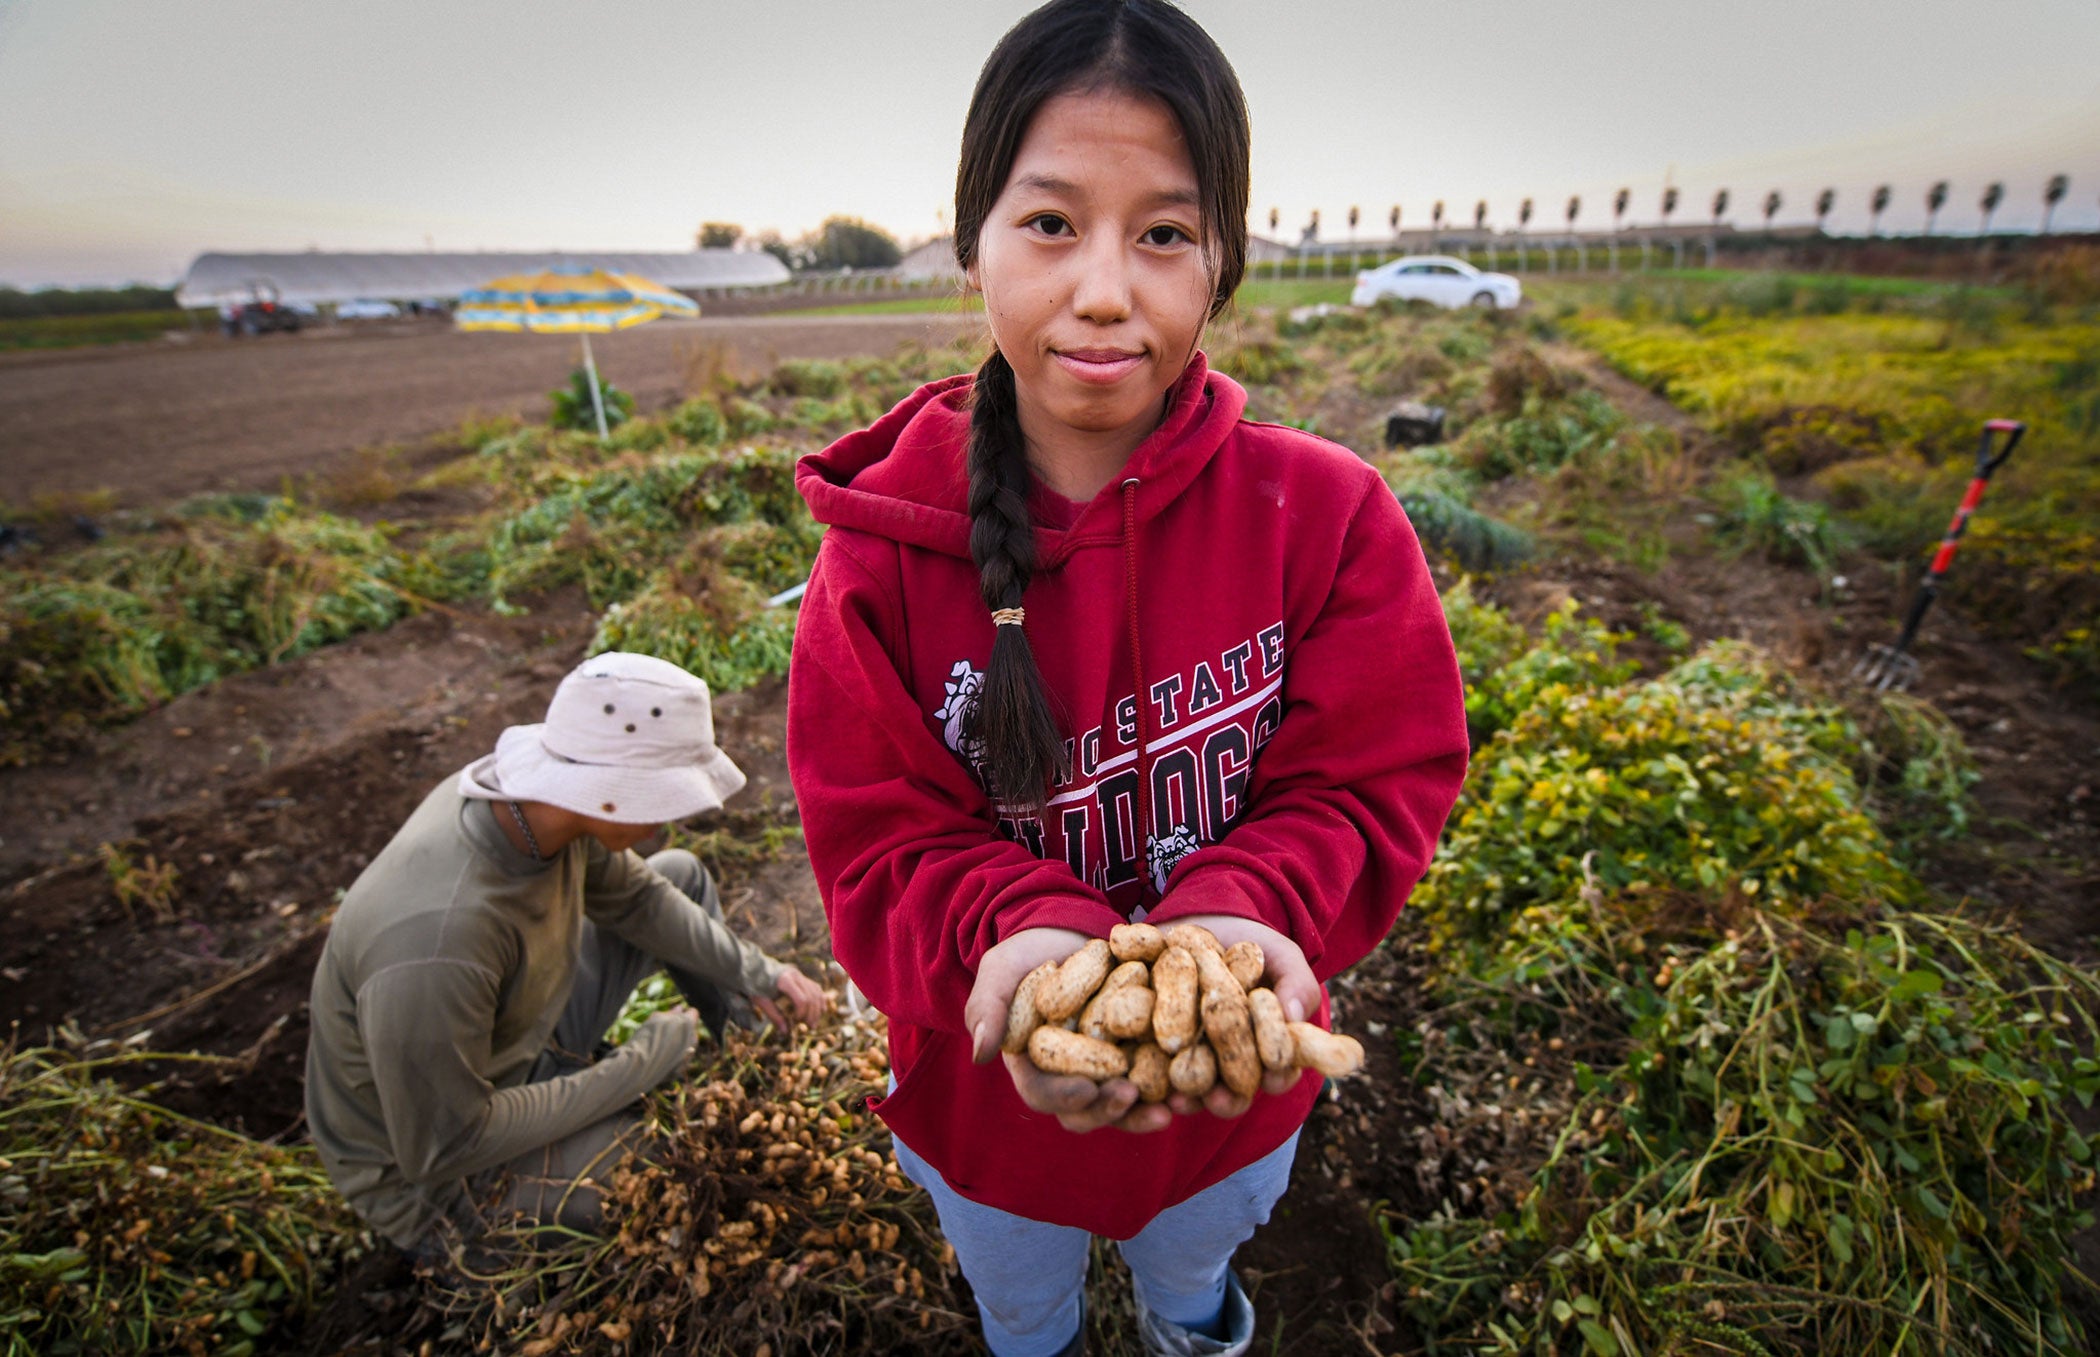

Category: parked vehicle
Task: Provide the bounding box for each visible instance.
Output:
[220,281,303,336]
[336,299,402,321]
[1351,255,1521,310]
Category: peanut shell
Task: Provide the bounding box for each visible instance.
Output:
[1289,1021,1365,1078]
[1150,946,1200,1054]
[1129,1043,1171,1103]
[1247,987,1294,1070]
[1102,983,1155,1040]
[1193,945,1245,1006]
[1029,1026,1130,1081]
[1223,940,1265,991]
[1203,991,1262,1098]
[1036,939,1112,1022]
[1003,960,1060,1056]
[1109,922,1167,963]
[1168,1041,1217,1097]
[1160,923,1223,955]
[1102,960,1150,993]
[1077,986,1115,1043]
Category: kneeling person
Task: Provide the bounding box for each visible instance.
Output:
[304,652,826,1254]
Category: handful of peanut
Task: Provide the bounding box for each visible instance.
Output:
[1001,922,1364,1103]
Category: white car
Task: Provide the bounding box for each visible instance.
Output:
[336,299,402,320]
[1351,256,1521,310]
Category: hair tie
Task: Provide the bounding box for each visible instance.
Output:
[991,607,1026,628]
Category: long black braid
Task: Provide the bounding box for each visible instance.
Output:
[963,350,1071,813]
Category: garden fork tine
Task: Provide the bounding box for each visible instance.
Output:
[1850,419,2024,692]
[1851,640,1919,692]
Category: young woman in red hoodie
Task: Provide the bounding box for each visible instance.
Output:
[787,2,1469,1352]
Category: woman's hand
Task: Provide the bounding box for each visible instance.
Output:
[964,927,1177,1136]
[1152,913,1321,1120]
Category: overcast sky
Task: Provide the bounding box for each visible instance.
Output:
[3,0,2098,288]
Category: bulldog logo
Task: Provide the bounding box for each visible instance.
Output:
[1147,821,1204,894]
[934,658,987,777]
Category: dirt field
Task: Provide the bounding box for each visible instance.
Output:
[7,523,2093,1351]
[5,320,2098,1352]
[0,312,980,507]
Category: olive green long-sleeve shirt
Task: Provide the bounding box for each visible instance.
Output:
[304,777,782,1248]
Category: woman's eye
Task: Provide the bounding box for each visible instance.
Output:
[1144,224,1192,247]
[1030,214,1071,237]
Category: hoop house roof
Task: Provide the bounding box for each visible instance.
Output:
[174,249,787,308]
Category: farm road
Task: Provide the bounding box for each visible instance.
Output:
[0,312,980,507]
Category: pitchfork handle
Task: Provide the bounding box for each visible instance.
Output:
[1891,419,2025,652]
[1975,419,2024,477]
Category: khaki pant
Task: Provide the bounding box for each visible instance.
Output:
[468,848,730,1238]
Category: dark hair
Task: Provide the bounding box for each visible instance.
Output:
[953,0,1250,814]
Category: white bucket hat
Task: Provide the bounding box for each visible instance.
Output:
[459,652,746,823]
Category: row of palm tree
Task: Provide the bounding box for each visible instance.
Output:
[1274,175,2077,243]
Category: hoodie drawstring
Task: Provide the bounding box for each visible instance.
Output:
[1122,476,1154,909]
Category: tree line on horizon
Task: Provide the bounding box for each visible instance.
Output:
[697,217,903,273]
[0,284,178,318]
[1281,173,2079,243]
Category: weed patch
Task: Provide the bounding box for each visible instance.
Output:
[420,1023,972,1356]
[0,504,426,762]
[1388,587,2095,1354]
[1387,909,2100,1356]
[0,1042,372,1355]
[1558,279,2100,694]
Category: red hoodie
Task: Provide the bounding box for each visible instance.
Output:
[787,355,1468,1238]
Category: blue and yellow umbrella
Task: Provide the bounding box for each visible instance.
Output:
[456,265,698,436]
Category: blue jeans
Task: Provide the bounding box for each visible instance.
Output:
[891,1126,1300,1357]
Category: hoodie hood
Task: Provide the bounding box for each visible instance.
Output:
[796,353,1247,564]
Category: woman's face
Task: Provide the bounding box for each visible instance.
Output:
[969,88,1214,457]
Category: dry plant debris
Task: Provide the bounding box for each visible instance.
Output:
[420,1018,974,1356]
[0,1039,371,1356]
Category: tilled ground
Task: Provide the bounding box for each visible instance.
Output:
[0,311,979,508]
[4,337,2098,1353]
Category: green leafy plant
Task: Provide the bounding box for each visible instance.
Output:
[1446,592,1637,743]
[1451,388,1625,481]
[1636,601,1691,653]
[550,367,635,432]
[1709,471,1847,581]
[1857,690,1980,842]
[1560,289,2100,695]
[0,502,424,762]
[1416,637,1907,959]
[99,842,180,923]
[1386,909,2100,1356]
[589,567,797,698]
[484,446,815,608]
[765,358,848,399]
[1398,489,1534,572]
[0,1043,372,1355]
